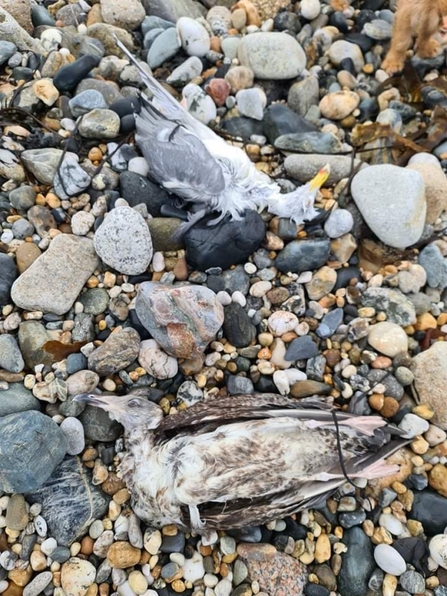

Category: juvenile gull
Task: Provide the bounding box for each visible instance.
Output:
[115,37,330,226]
[75,392,406,541]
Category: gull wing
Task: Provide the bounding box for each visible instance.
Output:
[136,98,227,201]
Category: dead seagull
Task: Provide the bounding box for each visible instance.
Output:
[75,392,406,542]
[114,37,330,227]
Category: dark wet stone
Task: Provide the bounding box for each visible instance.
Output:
[0,253,17,306]
[79,406,122,442]
[0,41,17,67]
[20,534,37,561]
[221,116,264,140]
[338,528,375,596]
[226,375,254,395]
[305,584,330,596]
[263,104,318,144]
[0,411,67,493]
[338,511,366,528]
[184,211,266,271]
[160,532,186,553]
[344,32,373,52]
[254,375,277,393]
[223,303,257,348]
[206,265,250,295]
[274,132,341,154]
[367,370,404,400]
[275,238,330,273]
[334,266,361,290]
[53,54,100,93]
[66,353,88,375]
[227,526,262,542]
[406,474,428,491]
[109,97,141,117]
[31,4,56,26]
[27,456,109,546]
[392,537,429,575]
[274,11,301,32]
[410,491,447,535]
[119,171,172,216]
[79,288,109,315]
[0,383,39,417]
[329,12,349,33]
[317,308,344,338]
[50,546,71,563]
[285,335,319,361]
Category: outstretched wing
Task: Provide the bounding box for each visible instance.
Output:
[136,98,227,202]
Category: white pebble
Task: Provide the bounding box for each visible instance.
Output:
[177,17,211,57]
[267,311,298,336]
[398,413,430,439]
[128,157,150,177]
[40,537,57,555]
[250,281,272,297]
[429,534,447,569]
[244,262,257,274]
[232,291,246,307]
[273,370,290,396]
[183,551,205,582]
[152,252,165,272]
[34,515,48,538]
[71,211,94,236]
[379,513,404,536]
[300,0,321,20]
[217,291,232,306]
[374,544,407,575]
[60,417,85,455]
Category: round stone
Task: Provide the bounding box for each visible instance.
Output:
[60,417,85,455]
[319,91,360,120]
[429,534,447,569]
[176,17,210,57]
[93,206,153,275]
[324,209,354,238]
[373,544,406,576]
[367,322,408,357]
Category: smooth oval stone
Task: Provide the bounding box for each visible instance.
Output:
[184,210,266,271]
[135,282,224,359]
[53,55,100,93]
[351,165,426,249]
[223,303,257,348]
[238,32,306,79]
[374,544,407,575]
[275,238,330,273]
[338,528,375,596]
[0,411,67,493]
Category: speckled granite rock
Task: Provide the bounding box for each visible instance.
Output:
[237,542,307,596]
[135,282,224,358]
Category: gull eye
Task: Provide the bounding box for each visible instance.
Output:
[128,399,141,408]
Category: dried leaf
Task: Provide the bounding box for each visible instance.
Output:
[42,340,87,361]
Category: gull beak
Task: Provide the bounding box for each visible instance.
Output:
[308,164,330,190]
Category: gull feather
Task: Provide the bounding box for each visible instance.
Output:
[74,392,407,541]
[114,37,330,225]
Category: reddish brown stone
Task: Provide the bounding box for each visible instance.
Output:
[206,78,231,107]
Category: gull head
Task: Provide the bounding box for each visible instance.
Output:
[74,393,163,432]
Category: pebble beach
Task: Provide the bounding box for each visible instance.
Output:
[1,0,447,595]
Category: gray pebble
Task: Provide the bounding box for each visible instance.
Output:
[324,209,354,238]
[23,572,52,596]
[60,417,85,455]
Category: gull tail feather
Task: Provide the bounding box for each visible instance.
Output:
[113,35,187,122]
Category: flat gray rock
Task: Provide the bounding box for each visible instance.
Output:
[94,206,153,275]
[21,148,64,185]
[53,153,91,199]
[11,235,99,315]
[0,411,67,493]
[27,456,109,546]
[351,164,426,249]
[361,287,416,326]
[285,153,363,185]
[238,33,305,80]
[88,327,141,375]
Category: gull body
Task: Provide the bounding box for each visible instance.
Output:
[75,392,406,540]
[115,38,330,225]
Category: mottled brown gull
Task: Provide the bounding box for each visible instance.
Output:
[75,392,406,542]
